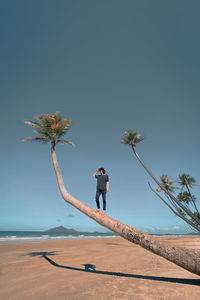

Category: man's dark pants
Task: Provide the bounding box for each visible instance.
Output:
[96,189,106,211]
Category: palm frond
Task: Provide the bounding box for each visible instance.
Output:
[179,174,196,187]
[54,119,72,138]
[54,112,63,123]
[25,120,52,138]
[24,112,73,148]
[159,175,179,193]
[121,130,144,146]
[25,120,45,130]
[56,139,75,147]
[34,130,51,139]
[35,114,54,131]
[178,191,196,204]
[23,137,49,143]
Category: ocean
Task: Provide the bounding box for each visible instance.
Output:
[0,231,197,243]
[0,231,117,243]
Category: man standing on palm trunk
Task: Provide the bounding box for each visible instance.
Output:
[93,168,109,215]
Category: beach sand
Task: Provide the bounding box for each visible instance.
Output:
[0,236,200,300]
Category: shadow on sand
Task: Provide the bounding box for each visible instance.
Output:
[104,243,121,245]
[26,251,200,286]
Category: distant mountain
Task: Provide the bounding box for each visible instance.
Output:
[45,226,78,233]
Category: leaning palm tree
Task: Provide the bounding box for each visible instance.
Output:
[121,130,200,233]
[24,116,200,276]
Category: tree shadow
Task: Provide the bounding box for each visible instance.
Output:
[105,243,121,245]
[82,264,96,271]
[26,251,200,286]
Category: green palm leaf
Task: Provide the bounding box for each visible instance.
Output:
[54,111,63,123]
[178,191,196,204]
[33,130,51,138]
[23,137,49,143]
[179,174,196,188]
[121,130,144,146]
[25,120,46,130]
[158,175,179,193]
[57,140,75,146]
[25,120,51,138]
[24,112,73,148]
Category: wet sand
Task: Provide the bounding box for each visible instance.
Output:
[0,236,200,299]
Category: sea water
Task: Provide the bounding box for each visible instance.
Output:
[0,231,197,243]
[0,231,118,243]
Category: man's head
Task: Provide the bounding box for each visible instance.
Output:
[98,168,106,174]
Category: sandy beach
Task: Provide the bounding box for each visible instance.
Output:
[0,236,200,300]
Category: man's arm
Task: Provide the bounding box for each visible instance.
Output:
[106,181,109,192]
[92,170,99,178]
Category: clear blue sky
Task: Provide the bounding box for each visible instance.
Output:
[1,0,200,233]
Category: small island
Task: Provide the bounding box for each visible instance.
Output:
[45,226,78,233]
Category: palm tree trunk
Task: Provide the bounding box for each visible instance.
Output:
[51,147,200,276]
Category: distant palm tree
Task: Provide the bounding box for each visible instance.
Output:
[178,191,197,205]
[179,174,196,190]
[178,174,199,212]
[121,130,200,231]
[158,175,179,193]
[24,117,200,276]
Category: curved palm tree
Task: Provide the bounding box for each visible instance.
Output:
[121,130,200,230]
[24,117,200,276]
